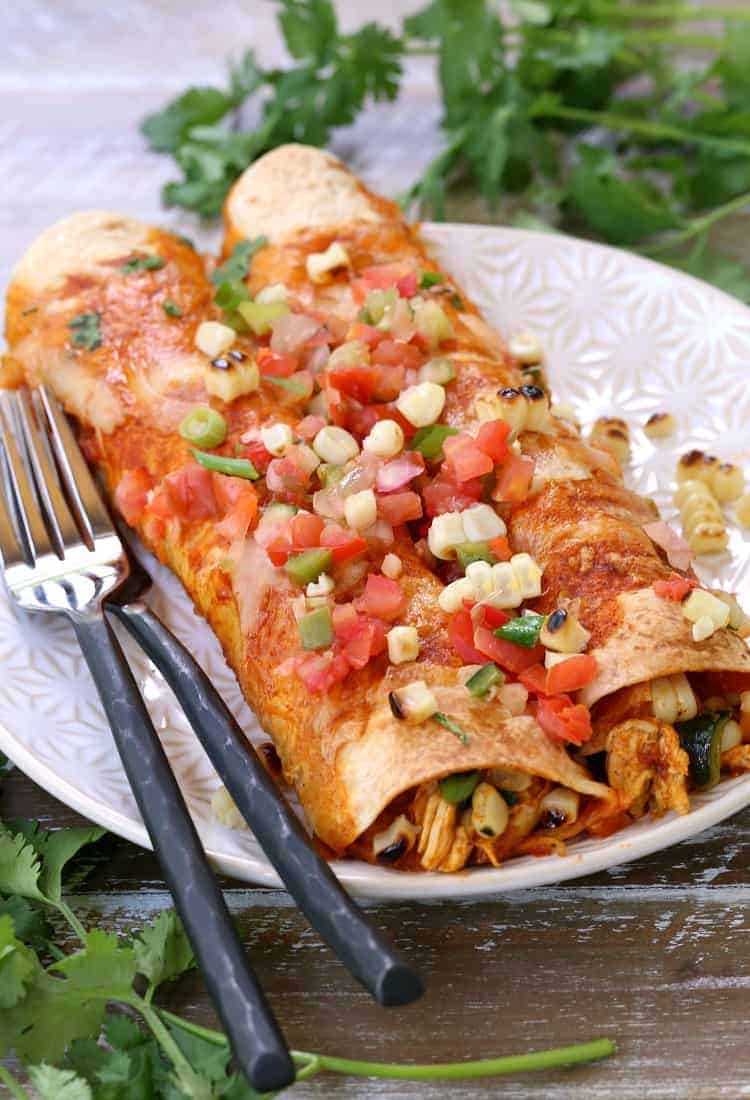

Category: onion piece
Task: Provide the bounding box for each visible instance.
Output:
[643,520,695,571]
[376,452,425,494]
[271,312,320,355]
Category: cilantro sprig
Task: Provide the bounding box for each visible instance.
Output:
[0,786,616,1096]
[142,0,750,298]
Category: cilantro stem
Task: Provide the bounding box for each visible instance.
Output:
[54,899,88,945]
[129,996,207,1093]
[0,1066,30,1100]
[530,102,750,159]
[158,1008,227,1046]
[591,1,750,20]
[640,188,750,256]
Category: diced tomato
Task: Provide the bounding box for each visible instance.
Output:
[216,488,259,541]
[372,340,423,371]
[242,438,273,474]
[340,616,388,669]
[480,605,511,630]
[519,663,549,696]
[296,414,326,442]
[396,272,418,298]
[536,694,593,746]
[265,536,293,567]
[332,603,359,639]
[290,512,325,549]
[256,347,298,378]
[355,573,406,621]
[146,486,172,521]
[360,264,410,290]
[442,434,494,483]
[493,455,536,504]
[489,535,511,561]
[377,490,423,526]
[295,650,350,693]
[372,364,406,401]
[448,609,486,665]
[115,468,153,525]
[346,322,382,346]
[476,420,511,463]
[545,654,598,695]
[163,463,217,520]
[319,524,368,563]
[653,574,698,601]
[266,454,313,498]
[473,626,544,673]
[327,365,379,403]
[422,472,484,517]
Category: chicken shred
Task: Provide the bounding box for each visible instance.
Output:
[606,718,689,817]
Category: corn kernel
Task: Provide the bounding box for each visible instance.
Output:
[510,552,543,599]
[328,340,369,370]
[313,425,360,465]
[650,673,697,724]
[418,357,456,385]
[462,503,506,542]
[344,488,377,531]
[261,422,293,456]
[644,411,676,439]
[471,782,509,839]
[488,562,523,609]
[428,511,466,560]
[465,560,494,599]
[508,330,543,365]
[721,719,743,753]
[540,787,580,826]
[306,241,350,283]
[497,682,529,716]
[589,417,630,464]
[387,625,420,665]
[389,680,438,723]
[396,381,446,427]
[255,282,288,304]
[363,419,404,458]
[438,576,476,613]
[682,588,731,631]
[195,321,236,358]
[692,615,716,642]
[539,608,590,654]
[204,360,259,402]
[711,462,745,503]
[381,553,403,580]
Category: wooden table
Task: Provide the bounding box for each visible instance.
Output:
[3,2,750,1097]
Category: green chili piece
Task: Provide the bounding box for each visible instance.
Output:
[190,449,259,480]
[180,407,227,448]
[439,771,480,804]
[456,542,495,570]
[466,663,505,697]
[494,613,546,649]
[284,548,334,586]
[410,424,459,461]
[299,606,334,650]
[433,712,471,744]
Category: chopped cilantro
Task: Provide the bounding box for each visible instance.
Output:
[419,270,445,289]
[68,312,102,351]
[120,254,165,274]
[161,299,182,318]
[210,237,267,285]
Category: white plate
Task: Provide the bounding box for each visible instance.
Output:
[2,223,750,900]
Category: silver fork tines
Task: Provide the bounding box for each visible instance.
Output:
[0,386,127,616]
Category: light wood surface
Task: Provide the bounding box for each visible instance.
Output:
[2,2,750,1097]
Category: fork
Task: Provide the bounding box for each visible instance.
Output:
[0,386,295,1094]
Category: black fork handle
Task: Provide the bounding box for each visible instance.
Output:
[71,614,294,1094]
[109,601,423,1008]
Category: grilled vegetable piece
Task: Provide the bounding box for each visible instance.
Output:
[676,712,730,790]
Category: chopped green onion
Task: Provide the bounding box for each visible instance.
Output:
[466,663,504,697]
[162,299,182,317]
[190,449,259,480]
[410,424,459,461]
[284,548,333,586]
[299,606,334,650]
[433,712,471,745]
[456,542,495,570]
[494,613,545,649]
[419,270,446,290]
[237,298,289,335]
[120,254,165,274]
[261,374,309,395]
[180,407,227,448]
[439,770,480,803]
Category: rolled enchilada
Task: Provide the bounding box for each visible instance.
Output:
[4,144,750,872]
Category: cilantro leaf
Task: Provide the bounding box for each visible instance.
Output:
[0,913,39,1009]
[162,299,182,318]
[120,254,165,274]
[135,910,195,989]
[210,237,267,285]
[6,820,105,904]
[279,0,338,65]
[68,312,102,352]
[27,1064,93,1100]
[0,828,45,902]
[141,87,238,154]
[0,894,51,952]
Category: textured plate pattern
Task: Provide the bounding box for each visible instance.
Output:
[1,225,749,900]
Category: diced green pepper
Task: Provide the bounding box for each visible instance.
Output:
[261,374,309,395]
[284,548,333,586]
[676,711,729,790]
[466,663,505,697]
[410,424,459,461]
[456,542,495,570]
[494,613,546,649]
[190,449,259,480]
[180,407,227,448]
[439,770,480,804]
[299,606,334,650]
[237,299,289,335]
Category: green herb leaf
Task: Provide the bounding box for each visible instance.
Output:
[5,821,105,905]
[141,86,239,154]
[28,1064,93,1100]
[210,237,268,285]
[0,913,39,1009]
[162,299,182,317]
[68,312,102,352]
[433,711,471,744]
[0,895,51,952]
[0,829,45,903]
[120,254,165,274]
[135,910,195,989]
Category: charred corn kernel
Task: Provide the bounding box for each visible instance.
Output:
[675,479,729,555]
[554,403,580,430]
[204,359,259,401]
[540,787,580,827]
[508,330,543,365]
[211,785,248,830]
[711,462,745,503]
[372,814,420,860]
[644,412,677,439]
[344,488,377,531]
[713,591,750,634]
[721,719,743,753]
[736,493,750,528]
[521,385,550,432]
[510,553,543,599]
[313,425,359,465]
[488,562,523,609]
[396,381,446,427]
[306,573,334,600]
[419,357,456,385]
[381,552,403,580]
[650,673,698,724]
[412,298,454,349]
[741,692,750,736]
[195,320,235,358]
[389,680,438,723]
[476,388,527,437]
[328,339,369,370]
[306,241,350,283]
[387,625,420,665]
[260,422,293,456]
[676,449,718,487]
[471,782,509,839]
[489,766,532,792]
[539,608,591,654]
[683,589,731,635]
[255,282,288,304]
[363,418,404,458]
[428,511,467,560]
[438,576,476,613]
[465,560,494,600]
[497,682,529,716]
[462,503,506,543]
[589,417,630,464]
